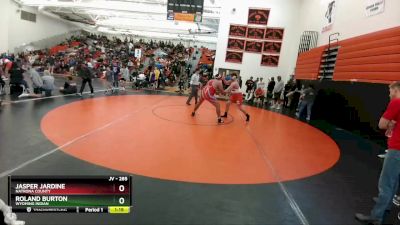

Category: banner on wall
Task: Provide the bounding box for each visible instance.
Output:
[265,28,285,41]
[261,54,280,67]
[229,24,247,38]
[225,51,243,64]
[365,0,385,16]
[322,0,337,33]
[263,42,282,54]
[227,38,245,51]
[247,27,266,39]
[245,41,263,53]
[248,8,270,25]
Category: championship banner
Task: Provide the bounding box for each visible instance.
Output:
[229,24,247,38]
[227,38,245,51]
[365,0,385,16]
[263,41,282,54]
[245,41,263,53]
[265,28,285,41]
[248,8,270,25]
[225,51,243,64]
[261,54,280,67]
[246,27,266,40]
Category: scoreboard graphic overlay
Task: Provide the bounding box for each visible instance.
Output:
[8,176,132,214]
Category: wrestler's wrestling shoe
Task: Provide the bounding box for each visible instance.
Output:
[246,114,250,122]
[218,118,224,124]
[191,112,195,117]
[221,112,228,118]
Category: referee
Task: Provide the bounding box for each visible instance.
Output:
[186,69,201,105]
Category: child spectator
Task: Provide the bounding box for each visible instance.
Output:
[60,76,77,94]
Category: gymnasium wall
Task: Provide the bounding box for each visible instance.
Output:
[1,0,78,53]
[213,0,303,85]
[305,80,388,146]
[298,0,400,47]
[295,25,400,146]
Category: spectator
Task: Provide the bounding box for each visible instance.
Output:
[253,77,259,91]
[120,64,130,91]
[296,84,316,121]
[77,63,94,97]
[245,76,255,93]
[154,66,161,89]
[283,75,295,107]
[29,67,43,94]
[9,61,29,95]
[60,76,77,94]
[178,76,185,94]
[286,80,302,109]
[254,77,266,105]
[271,76,284,110]
[41,70,55,97]
[112,61,120,90]
[267,77,275,104]
[0,62,5,95]
[47,56,55,74]
[104,67,114,94]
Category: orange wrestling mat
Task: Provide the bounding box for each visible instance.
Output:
[41,95,340,184]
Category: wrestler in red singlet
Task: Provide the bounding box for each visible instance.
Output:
[192,74,225,124]
[222,74,250,122]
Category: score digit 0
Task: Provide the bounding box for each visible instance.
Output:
[119,197,125,205]
[118,185,125,192]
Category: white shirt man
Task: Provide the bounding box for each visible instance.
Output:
[186,70,201,105]
[190,72,200,86]
[272,76,285,110]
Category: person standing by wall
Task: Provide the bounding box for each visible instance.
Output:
[245,77,255,94]
[355,81,400,225]
[271,76,284,110]
[186,69,201,105]
[296,84,316,121]
[112,61,120,91]
[77,62,94,97]
[266,77,275,105]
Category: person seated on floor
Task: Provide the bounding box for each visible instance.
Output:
[60,76,77,94]
[136,73,147,89]
[9,61,29,96]
[26,66,43,94]
[41,70,55,97]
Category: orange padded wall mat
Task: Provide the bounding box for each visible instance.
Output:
[295,46,326,80]
[333,26,400,83]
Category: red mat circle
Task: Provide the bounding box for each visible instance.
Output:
[41,95,340,184]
